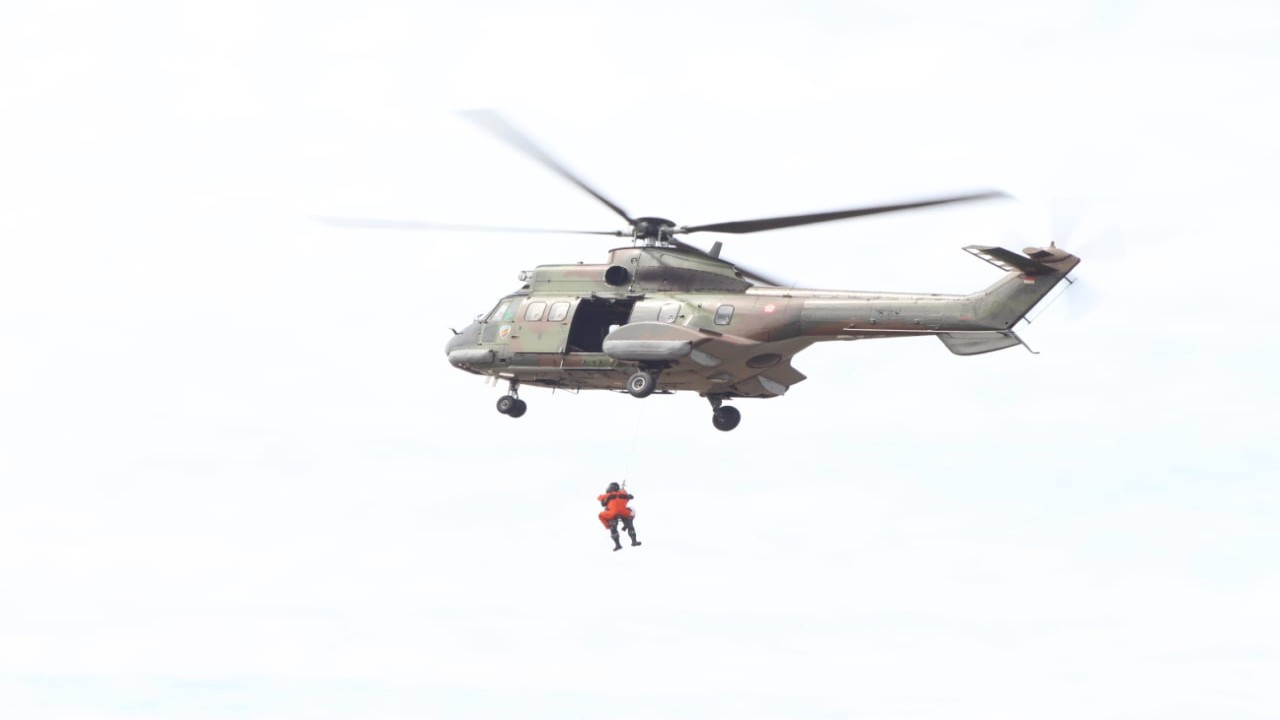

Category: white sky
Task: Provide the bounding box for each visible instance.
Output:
[2,1,1278,718]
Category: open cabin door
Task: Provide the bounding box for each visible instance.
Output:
[566,297,636,353]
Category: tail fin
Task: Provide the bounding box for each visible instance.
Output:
[964,244,1080,330]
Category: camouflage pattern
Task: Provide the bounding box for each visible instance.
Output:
[445,243,1080,401]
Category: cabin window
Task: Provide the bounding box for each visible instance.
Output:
[714,304,735,326]
[524,301,547,322]
[548,301,570,322]
[659,302,680,323]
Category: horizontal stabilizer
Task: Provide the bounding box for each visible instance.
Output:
[964,245,1052,275]
[937,331,1023,356]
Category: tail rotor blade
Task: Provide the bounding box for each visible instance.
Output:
[1065,276,1101,321]
[1016,200,1122,322]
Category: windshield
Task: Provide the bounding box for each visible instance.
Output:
[486,298,518,323]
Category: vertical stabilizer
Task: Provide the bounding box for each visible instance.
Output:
[966,245,1080,329]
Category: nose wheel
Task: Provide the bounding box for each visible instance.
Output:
[496,395,527,417]
[707,395,741,431]
[496,379,527,418]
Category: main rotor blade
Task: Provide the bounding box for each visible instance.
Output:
[460,109,635,226]
[680,191,1009,235]
[669,238,789,287]
[317,217,626,236]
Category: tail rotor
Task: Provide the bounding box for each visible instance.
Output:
[1015,198,1121,323]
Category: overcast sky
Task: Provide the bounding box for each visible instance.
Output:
[2,1,1279,718]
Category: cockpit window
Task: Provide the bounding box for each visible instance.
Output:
[488,299,516,323]
[548,301,570,322]
[524,301,547,322]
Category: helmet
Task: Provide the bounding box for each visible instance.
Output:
[606,482,621,492]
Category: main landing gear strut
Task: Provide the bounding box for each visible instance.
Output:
[495,378,527,418]
[708,395,741,432]
[625,370,742,431]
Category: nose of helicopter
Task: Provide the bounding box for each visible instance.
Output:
[445,321,482,355]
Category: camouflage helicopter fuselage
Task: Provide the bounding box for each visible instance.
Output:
[445,242,1079,427]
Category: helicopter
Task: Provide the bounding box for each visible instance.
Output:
[331,111,1080,431]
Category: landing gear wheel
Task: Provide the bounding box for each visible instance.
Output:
[496,395,518,415]
[507,399,527,418]
[712,405,741,432]
[626,370,657,398]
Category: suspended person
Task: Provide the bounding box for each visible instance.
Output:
[598,482,641,551]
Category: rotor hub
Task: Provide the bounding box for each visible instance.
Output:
[631,216,678,245]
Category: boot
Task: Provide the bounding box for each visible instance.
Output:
[610,525,622,551]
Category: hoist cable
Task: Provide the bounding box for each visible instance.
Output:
[618,399,648,490]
